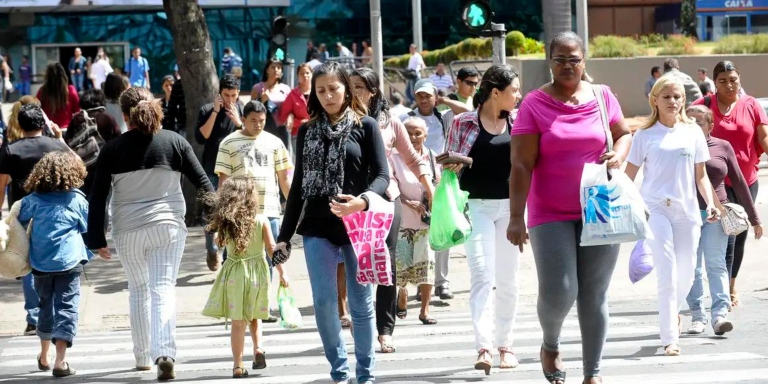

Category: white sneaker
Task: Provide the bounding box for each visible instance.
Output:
[713,318,734,336]
[687,321,706,334]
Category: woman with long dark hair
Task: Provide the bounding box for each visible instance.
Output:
[36,63,80,128]
[691,60,768,308]
[275,61,388,384]
[103,72,130,133]
[350,67,435,353]
[251,60,292,152]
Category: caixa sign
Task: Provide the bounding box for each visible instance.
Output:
[697,0,768,9]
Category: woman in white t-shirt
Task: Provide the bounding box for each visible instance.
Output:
[625,75,720,357]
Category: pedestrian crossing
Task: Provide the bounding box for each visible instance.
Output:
[0,304,766,383]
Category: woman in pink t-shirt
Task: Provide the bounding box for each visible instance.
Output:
[691,60,768,308]
[508,32,631,384]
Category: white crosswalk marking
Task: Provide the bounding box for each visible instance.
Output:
[0,305,765,384]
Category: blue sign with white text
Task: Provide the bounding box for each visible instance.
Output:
[697,0,768,10]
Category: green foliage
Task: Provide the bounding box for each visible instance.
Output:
[658,34,699,56]
[635,33,666,46]
[713,34,768,54]
[506,31,526,55]
[520,38,545,54]
[589,36,645,58]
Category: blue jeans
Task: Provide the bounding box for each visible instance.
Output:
[18,81,31,96]
[303,236,375,383]
[72,73,84,93]
[205,174,219,255]
[405,75,419,105]
[34,270,81,347]
[22,273,39,326]
[686,212,730,325]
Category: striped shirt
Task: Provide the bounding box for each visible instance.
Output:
[429,73,454,91]
[214,130,293,217]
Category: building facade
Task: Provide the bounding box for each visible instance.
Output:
[696,0,768,40]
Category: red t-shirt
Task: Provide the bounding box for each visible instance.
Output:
[36,85,81,128]
[692,94,768,186]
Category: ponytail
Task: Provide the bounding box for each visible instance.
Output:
[119,87,163,135]
[474,64,519,119]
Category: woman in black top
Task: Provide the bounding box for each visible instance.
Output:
[275,62,388,384]
[443,65,523,374]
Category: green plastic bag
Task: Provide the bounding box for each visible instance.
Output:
[429,169,472,251]
[278,285,303,330]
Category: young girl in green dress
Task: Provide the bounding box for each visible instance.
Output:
[202,177,275,378]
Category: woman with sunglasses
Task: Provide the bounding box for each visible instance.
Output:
[508,32,632,384]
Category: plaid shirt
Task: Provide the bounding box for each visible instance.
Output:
[446,111,514,156]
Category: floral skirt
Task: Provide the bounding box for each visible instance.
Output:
[202,254,270,322]
[395,227,435,287]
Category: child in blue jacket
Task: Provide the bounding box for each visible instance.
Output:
[18,151,106,377]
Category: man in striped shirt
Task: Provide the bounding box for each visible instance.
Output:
[429,63,455,93]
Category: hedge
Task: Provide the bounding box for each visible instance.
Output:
[589,35,646,58]
[657,34,698,56]
[713,34,768,54]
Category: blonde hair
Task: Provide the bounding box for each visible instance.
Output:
[204,177,261,255]
[7,96,41,142]
[640,74,694,130]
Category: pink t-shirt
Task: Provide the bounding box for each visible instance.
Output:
[511,86,623,228]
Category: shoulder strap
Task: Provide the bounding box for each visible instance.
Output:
[704,95,712,108]
[428,150,437,185]
[592,84,613,153]
[407,110,416,117]
[434,108,446,136]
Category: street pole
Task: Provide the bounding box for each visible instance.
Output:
[371,0,384,90]
[490,22,506,66]
[412,0,423,51]
[576,0,589,57]
[285,58,295,88]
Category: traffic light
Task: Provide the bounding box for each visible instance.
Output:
[461,0,492,34]
[269,16,288,62]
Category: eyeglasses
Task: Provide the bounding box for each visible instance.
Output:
[463,80,479,87]
[552,57,583,66]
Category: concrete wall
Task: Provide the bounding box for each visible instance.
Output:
[509,54,768,118]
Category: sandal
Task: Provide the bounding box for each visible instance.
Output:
[378,335,396,353]
[731,292,740,308]
[541,346,565,384]
[37,354,51,371]
[664,343,681,356]
[253,349,267,370]
[474,349,492,375]
[340,316,352,329]
[52,362,76,377]
[498,347,519,369]
[418,315,437,325]
[232,366,249,378]
[396,306,407,320]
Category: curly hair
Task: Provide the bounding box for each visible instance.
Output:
[119,87,163,135]
[24,151,87,194]
[204,177,260,255]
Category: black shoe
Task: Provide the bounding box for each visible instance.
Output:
[156,357,175,381]
[263,314,278,323]
[436,287,454,300]
[24,323,37,336]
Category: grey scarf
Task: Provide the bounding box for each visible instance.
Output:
[302,109,355,199]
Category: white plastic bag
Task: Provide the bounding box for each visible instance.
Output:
[580,163,651,246]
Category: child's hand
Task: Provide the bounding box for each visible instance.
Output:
[279,274,290,288]
[97,247,112,260]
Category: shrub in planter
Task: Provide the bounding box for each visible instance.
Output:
[520,38,545,54]
[590,35,645,58]
[658,34,698,55]
[713,34,768,54]
[506,31,526,56]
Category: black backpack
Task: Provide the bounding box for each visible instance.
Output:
[65,110,104,167]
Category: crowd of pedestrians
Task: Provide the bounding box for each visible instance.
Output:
[1,31,766,384]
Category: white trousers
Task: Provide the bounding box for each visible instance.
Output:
[113,224,187,366]
[464,199,520,351]
[646,200,700,346]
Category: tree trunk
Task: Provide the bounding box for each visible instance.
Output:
[163,0,219,225]
[681,0,699,40]
[541,0,573,57]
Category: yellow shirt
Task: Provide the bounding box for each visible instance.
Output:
[214,130,293,217]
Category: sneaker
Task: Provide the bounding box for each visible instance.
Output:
[713,318,734,336]
[263,314,278,323]
[156,357,175,381]
[687,321,706,334]
[24,323,37,336]
[206,250,220,272]
[436,286,454,300]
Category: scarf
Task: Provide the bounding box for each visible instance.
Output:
[302,109,355,199]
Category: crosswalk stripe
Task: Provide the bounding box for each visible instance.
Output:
[0,325,664,367]
[491,369,768,384]
[0,317,636,357]
[21,352,760,383]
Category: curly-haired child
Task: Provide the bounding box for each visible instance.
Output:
[19,151,108,377]
[202,177,277,378]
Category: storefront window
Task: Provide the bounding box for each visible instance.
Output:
[751,13,768,34]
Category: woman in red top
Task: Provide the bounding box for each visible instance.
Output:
[277,63,312,160]
[691,60,768,308]
[36,63,80,128]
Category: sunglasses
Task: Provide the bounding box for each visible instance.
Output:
[552,57,584,66]
[463,80,479,87]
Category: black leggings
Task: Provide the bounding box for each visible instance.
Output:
[376,196,401,336]
[725,181,758,279]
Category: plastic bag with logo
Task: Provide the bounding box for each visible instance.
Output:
[277,285,303,331]
[429,169,472,251]
[580,163,651,246]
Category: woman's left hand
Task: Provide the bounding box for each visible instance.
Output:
[330,194,367,218]
[706,206,721,223]
[754,224,763,240]
[279,274,290,288]
[600,151,623,169]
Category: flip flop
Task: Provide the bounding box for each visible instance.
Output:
[253,350,267,370]
[418,315,437,325]
[396,307,407,320]
[52,362,76,377]
[232,366,249,378]
[37,354,50,371]
[340,316,352,328]
[378,335,396,353]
